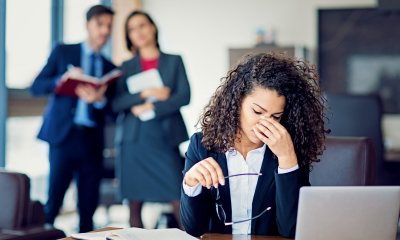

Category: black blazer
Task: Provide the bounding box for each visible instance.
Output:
[111,52,190,147]
[180,133,310,238]
[30,43,116,147]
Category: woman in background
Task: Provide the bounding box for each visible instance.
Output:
[112,11,190,229]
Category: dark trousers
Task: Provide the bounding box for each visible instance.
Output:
[44,126,103,233]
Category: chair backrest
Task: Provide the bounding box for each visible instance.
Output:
[0,170,30,229]
[325,94,386,184]
[310,137,376,186]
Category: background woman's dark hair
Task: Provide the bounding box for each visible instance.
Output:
[197,52,330,169]
[125,11,160,53]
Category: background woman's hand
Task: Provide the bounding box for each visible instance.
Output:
[184,157,225,188]
[253,117,298,169]
[131,101,154,117]
[141,87,170,101]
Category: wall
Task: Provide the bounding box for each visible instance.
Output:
[111,0,141,66]
[142,0,377,136]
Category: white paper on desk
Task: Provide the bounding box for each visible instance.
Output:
[106,228,197,240]
[126,69,164,95]
[71,230,113,240]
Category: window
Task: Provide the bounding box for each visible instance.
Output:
[6,0,51,89]
[64,0,100,44]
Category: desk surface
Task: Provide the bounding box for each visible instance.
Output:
[61,227,292,240]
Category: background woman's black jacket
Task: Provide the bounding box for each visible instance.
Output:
[180,132,310,238]
[111,52,190,147]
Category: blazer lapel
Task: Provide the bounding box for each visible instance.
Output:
[71,43,81,68]
[131,55,142,75]
[210,149,233,233]
[157,52,167,85]
[251,147,278,220]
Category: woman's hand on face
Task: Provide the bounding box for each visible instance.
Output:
[253,117,298,169]
[140,87,170,101]
[184,157,225,188]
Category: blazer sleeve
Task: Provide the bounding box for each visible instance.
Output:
[30,45,64,96]
[274,165,310,238]
[153,56,190,118]
[180,133,212,237]
[111,61,144,113]
[98,62,118,120]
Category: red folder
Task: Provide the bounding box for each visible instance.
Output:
[54,69,124,98]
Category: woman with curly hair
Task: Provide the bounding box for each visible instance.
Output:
[180,52,329,237]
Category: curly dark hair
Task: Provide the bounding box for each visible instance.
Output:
[197,52,330,169]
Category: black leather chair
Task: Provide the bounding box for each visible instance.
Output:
[325,94,399,185]
[0,170,66,240]
[310,136,376,186]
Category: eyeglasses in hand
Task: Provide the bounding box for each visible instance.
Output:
[210,173,272,226]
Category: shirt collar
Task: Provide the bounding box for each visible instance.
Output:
[81,41,100,57]
[226,144,267,157]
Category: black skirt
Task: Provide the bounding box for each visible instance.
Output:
[116,117,184,201]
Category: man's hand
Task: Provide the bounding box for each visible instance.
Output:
[131,101,155,117]
[60,67,84,83]
[75,84,108,104]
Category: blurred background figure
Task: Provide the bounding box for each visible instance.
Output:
[111,11,190,230]
[29,5,115,233]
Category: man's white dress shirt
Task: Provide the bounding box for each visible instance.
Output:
[183,144,298,234]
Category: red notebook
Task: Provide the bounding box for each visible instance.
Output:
[54,69,124,98]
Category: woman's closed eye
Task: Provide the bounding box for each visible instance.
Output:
[272,115,281,120]
[252,109,262,115]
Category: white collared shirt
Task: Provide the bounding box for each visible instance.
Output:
[183,144,299,235]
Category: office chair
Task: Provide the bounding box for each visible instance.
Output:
[310,136,375,186]
[0,170,66,240]
[325,94,399,185]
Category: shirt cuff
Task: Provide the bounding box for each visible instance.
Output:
[278,164,299,174]
[182,180,202,197]
[93,96,107,109]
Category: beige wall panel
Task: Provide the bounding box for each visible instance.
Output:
[112,0,141,66]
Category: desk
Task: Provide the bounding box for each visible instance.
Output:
[61,227,292,240]
[201,233,292,239]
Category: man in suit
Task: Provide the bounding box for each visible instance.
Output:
[30,5,116,233]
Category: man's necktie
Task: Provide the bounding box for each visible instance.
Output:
[87,53,98,123]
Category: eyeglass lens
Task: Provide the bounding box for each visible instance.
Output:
[216,203,226,223]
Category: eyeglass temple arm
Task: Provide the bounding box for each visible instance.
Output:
[224,207,271,226]
[224,173,262,179]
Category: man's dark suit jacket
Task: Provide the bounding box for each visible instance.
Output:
[180,132,310,238]
[30,43,116,147]
[111,52,190,147]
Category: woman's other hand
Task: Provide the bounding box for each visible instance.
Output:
[184,157,225,189]
[253,117,298,169]
[141,87,170,101]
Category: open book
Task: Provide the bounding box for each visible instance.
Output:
[54,68,124,98]
[71,228,197,240]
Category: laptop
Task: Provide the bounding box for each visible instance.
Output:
[295,186,400,240]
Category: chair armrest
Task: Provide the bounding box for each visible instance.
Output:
[0,225,66,240]
[28,201,45,225]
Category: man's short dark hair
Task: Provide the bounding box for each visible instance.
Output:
[86,5,114,22]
